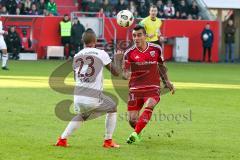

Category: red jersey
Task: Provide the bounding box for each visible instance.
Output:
[124,43,164,90]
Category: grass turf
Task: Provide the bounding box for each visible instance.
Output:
[0,60,240,160]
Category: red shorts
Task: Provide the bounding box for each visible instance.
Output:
[127,87,160,111]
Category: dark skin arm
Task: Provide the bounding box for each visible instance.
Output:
[105,62,119,77]
[105,50,125,77]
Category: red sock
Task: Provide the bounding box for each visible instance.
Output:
[135,107,153,134]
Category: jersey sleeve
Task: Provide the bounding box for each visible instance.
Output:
[100,50,112,65]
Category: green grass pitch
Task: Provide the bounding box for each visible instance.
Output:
[0,60,240,160]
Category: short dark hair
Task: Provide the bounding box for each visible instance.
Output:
[82,28,96,45]
[150,4,158,9]
[133,25,146,35]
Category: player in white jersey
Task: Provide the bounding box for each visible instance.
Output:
[0,18,9,70]
[55,28,121,148]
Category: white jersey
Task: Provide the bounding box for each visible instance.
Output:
[73,47,114,114]
[0,21,7,49]
[73,47,111,91]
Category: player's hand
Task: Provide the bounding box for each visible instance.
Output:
[159,36,165,42]
[114,50,124,61]
[148,34,154,39]
[166,80,175,95]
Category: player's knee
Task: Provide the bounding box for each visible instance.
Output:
[145,98,158,108]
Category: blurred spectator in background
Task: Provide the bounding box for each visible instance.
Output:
[88,0,100,12]
[174,10,181,19]
[5,0,17,15]
[156,0,164,13]
[164,0,175,18]
[24,0,32,14]
[37,0,47,15]
[5,26,21,60]
[28,4,39,15]
[16,7,21,15]
[129,1,137,15]
[101,0,113,17]
[138,1,148,18]
[71,17,85,55]
[224,19,236,63]
[188,0,199,19]
[0,6,8,15]
[201,23,214,62]
[177,0,188,15]
[59,14,71,59]
[116,0,127,13]
[47,0,58,16]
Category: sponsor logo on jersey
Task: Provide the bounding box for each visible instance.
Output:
[150,51,155,57]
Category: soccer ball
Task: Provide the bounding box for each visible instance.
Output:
[203,34,209,41]
[116,10,134,27]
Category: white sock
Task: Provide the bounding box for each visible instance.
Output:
[61,114,83,139]
[105,112,117,140]
[2,54,8,67]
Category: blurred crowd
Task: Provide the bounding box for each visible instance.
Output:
[0,0,58,16]
[80,0,201,20]
[0,0,201,20]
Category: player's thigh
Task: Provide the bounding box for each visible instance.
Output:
[96,93,117,113]
[0,40,7,53]
[127,91,144,111]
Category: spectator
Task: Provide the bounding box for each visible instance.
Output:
[28,4,39,15]
[115,0,127,13]
[46,0,58,16]
[128,1,137,15]
[71,17,85,55]
[180,11,187,19]
[43,8,50,16]
[16,7,21,15]
[4,0,17,14]
[156,0,164,13]
[201,23,214,62]
[88,0,100,12]
[37,0,46,15]
[189,0,199,19]
[133,10,140,18]
[59,14,71,59]
[0,6,8,15]
[24,0,32,12]
[101,0,113,17]
[5,26,21,60]
[138,1,148,18]
[177,0,188,14]
[224,19,236,63]
[164,0,175,18]
[174,10,181,19]
[187,14,193,20]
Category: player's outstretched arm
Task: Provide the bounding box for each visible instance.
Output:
[158,62,175,94]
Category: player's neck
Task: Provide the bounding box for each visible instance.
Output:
[137,42,148,52]
[150,16,156,21]
[85,44,95,48]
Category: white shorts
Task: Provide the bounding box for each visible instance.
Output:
[0,39,7,50]
[74,93,117,121]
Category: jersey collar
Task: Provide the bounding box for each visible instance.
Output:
[135,42,149,53]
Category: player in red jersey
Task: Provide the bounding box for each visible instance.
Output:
[121,25,175,144]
